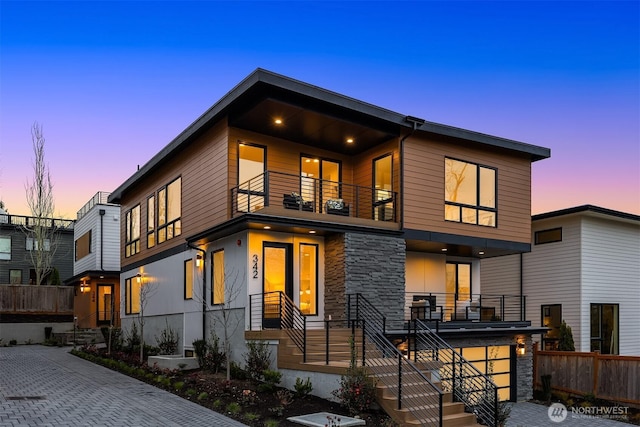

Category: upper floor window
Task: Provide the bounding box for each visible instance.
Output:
[75,230,92,261]
[125,205,140,257]
[535,228,562,245]
[0,236,10,260]
[444,158,496,227]
[26,237,51,251]
[147,195,155,249]
[158,177,181,244]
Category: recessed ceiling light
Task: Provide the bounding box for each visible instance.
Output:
[263,226,271,230]
[313,159,319,163]
[274,118,282,125]
[346,138,354,144]
[309,230,316,234]
[441,248,447,252]
[479,251,485,255]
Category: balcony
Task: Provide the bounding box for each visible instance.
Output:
[0,214,74,230]
[231,171,398,226]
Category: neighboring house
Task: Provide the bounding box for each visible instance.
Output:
[108,69,550,418]
[0,207,74,284]
[64,192,121,329]
[482,205,640,356]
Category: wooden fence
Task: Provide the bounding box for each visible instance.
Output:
[0,284,74,314]
[534,347,640,406]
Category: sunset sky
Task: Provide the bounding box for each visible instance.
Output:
[1,1,638,218]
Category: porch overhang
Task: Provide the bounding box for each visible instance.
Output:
[403,228,530,258]
[185,212,403,247]
[63,270,121,286]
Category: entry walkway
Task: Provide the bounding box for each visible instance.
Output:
[0,345,247,426]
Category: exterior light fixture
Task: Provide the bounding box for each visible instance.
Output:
[346,138,354,144]
[517,342,526,355]
[80,282,89,293]
[136,273,142,284]
[274,118,283,125]
[196,253,203,267]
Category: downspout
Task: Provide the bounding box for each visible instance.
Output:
[188,242,207,341]
[520,253,524,321]
[400,116,425,229]
[99,209,105,270]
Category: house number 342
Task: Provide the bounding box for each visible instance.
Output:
[252,254,259,279]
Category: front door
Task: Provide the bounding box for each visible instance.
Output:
[262,242,293,329]
[97,284,114,325]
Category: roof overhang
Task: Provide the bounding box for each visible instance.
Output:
[533,204,640,225]
[109,68,550,204]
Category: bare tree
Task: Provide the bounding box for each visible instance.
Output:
[138,275,158,362]
[24,122,58,285]
[211,268,244,381]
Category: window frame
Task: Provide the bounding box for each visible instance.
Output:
[184,259,193,300]
[444,157,497,227]
[446,261,473,300]
[147,194,156,249]
[157,176,182,244]
[75,230,92,261]
[26,237,51,251]
[9,269,22,284]
[0,235,11,260]
[124,276,141,315]
[211,249,225,305]
[590,303,619,355]
[125,204,141,258]
[299,243,318,316]
[535,228,562,245]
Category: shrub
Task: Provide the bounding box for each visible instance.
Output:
[276,389,293,407]
[226,402,241,415]
[264,419,279,427]
[244,340,271,382]
[197,392,209,401]
[294,377,313,398]
[173,381,184,390]
[244,413,260,422]
[230,361,248,380]
[192,333,225,373]
[212,399,223,409]
[332,337,376,416]
[240,389,258,407]
[124,322,141,353]
[186,388,197,397]
[193,339,208,368]
[558,320,575,351]
[155,320,179,355]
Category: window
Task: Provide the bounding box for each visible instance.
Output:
[0,236,10,260]
[26,237,51,251]
[591,304,619,355]
[184,259,193,300]
[212,250,224,305]
[446,262,472,301]
[535,228,562,245]
[445,158,496,227]
[237,143,265,212]
[373,154,393,221]
[9,269,22,284]
[75,230,92,261]
[125,276,141,314]
[147,195,155,248]
[158,177,181,244]
[541,304,562,350]
[301,155,341,212]
[457,345,513,401]
[125,205,141,257]
[299,243,318,315]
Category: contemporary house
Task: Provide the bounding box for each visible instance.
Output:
[482,205,640,356]
[64,192,121,329]
[108,69,550,426]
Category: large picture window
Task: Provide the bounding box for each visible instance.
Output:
[237,143,265,212]
[75,230,92,261]
[299,243,318,315]
[158,177,182,244]
[445,158,496,227]
[147,195,155,248]
[125,276,141,314]
[125,205,140,257]
[212,250,225,305]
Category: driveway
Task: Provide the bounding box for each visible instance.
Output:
[0,345,247,426]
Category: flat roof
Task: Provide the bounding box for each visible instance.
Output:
[533,204,640,223]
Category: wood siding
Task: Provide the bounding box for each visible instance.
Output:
[403,135,532,243]
[480,254,521,297]
[580,216,640,356]
[119,120,229,268]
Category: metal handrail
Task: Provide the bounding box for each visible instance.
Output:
[410,319,499,427]
[231,170,398,222]
[405,291,526,322]
[348,293,444,426]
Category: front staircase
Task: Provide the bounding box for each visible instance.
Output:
[247,291,495,427]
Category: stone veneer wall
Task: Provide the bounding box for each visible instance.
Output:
[324,232,406,330]
[445,334,534,402]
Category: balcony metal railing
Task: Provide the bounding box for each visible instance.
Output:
[405,291,526,323]
[231,171,398,223]
[0,213,74,229]
[76,191,113,220]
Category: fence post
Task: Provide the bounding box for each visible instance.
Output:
[592,352,600,397]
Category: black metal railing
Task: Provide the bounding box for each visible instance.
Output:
[409,319,499,427]
[348,294,444,426]
[231,171,398,223]
[248,292,307,361]
[405,291,526,322]
[0,213,74,229]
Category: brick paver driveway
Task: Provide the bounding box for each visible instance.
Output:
[0,345,247,426]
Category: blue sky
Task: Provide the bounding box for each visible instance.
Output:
[1,1,638,217]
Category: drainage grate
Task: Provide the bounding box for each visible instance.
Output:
[6,396,47,400]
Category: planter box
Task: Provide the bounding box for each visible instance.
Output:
[148,355,199,370]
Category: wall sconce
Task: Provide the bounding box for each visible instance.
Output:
[80,282,89,293]
[517,342,526,355]
[196,253,203,268]
[136,273,142,284]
